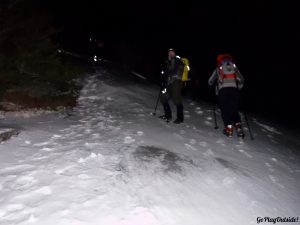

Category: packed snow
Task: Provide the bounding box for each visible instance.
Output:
[0,69,299,225]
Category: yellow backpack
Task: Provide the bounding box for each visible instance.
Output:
[181,58,190,82]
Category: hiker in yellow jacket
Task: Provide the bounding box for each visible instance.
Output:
[159,48,189,124]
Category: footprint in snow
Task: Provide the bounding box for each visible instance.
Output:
[189,139,196,145]
[173,133,184,140]
[0,204,26,219]
[11,175,38,190]
[180,130,186,135]
[271,158,278,162]
[53,134,62,138]
[32,156,51,163]
[27,214,38,223]
[265,162,272,167]
[0,164,36,175]
[195,110,204,115]
[77,174,91,180]
[265,162,275,172]
[204,120,213,126]
[202,149,215,157]
[92,133,100,139]
[137,131,144,136]
[184,144,197,151]
[269,175,277,182]
[199,141,208,147]
[222,177,236,186]
[35,186,53,195]
[84,129,92,134]
[238,149,253,158]
[270,139,278,144]
[78,152,104,164]
[124,136,135,144]
[55,165,75,175]
[6,204,25,212]
[33,142,50,147]
[41,147,54,152]
[269,175,285,188]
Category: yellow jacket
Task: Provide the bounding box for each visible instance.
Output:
[181,58,190,82]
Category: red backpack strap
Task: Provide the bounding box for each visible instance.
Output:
[217,67,224,83]
[217,68,237,83]
[222,74,236,79]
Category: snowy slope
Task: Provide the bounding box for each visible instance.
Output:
[0,69,299,225]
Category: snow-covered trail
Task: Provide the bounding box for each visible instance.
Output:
[0,70,299,225]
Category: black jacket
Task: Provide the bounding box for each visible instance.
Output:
[165,57,184,81]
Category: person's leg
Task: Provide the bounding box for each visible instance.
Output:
[230,89,244,137]
[231,89,241,124]
[159,87,172,120]
[171,80,184,123]
[218,89,231,127]
[218,88,234,136]
[176,104,184,123]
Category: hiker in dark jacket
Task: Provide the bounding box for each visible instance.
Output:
[160,48,184,124]
[208,54,245,137]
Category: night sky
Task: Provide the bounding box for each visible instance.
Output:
[41,0,299,130]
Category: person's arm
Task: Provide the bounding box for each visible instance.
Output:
[208,69,218,86]
[163,60,170,76]
[236,69,244,89]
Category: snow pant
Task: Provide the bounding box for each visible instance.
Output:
[160,80,183,121]
[218,87,241,127]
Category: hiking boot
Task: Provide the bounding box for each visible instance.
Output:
[162,103,172,121]
[173,118,183,124]
[159,115,172,121]
[176,104,184,121]
[224,125,234,137]
[172,104,184,124]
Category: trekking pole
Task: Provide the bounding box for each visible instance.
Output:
[210,84,219,129]
[213,103,219,129]
[243,111,254,140]
[152,85,163,116]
